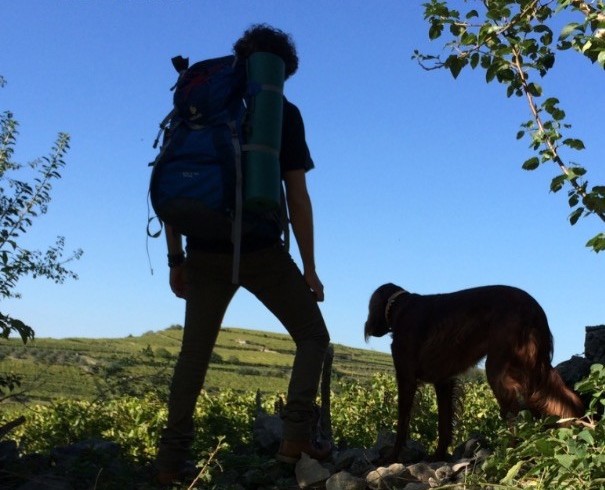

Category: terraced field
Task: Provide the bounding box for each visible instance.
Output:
[0,326,394,403]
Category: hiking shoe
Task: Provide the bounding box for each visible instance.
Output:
[276,439,332,464]
[156,460,198,485]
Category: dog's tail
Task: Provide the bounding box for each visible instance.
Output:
[527,362,584,419]
[523,316,584,419]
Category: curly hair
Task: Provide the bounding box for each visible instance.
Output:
[233,24,299,79]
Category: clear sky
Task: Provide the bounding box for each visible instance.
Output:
[2,1,603,365]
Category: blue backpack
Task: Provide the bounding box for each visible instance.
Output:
[148,55,286,281]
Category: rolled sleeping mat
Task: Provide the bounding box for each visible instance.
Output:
[244,51,285,212]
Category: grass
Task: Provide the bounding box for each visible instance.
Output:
[0,325,394,404]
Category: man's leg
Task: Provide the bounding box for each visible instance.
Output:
[241,246,330,442]
[157,251,237,471]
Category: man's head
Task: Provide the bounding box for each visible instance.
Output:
[233,24,299,80]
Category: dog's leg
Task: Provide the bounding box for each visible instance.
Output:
[433,378,456,461]
[388,344,417,463]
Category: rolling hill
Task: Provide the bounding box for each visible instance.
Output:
[0,326,394,404]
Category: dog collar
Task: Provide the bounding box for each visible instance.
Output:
[385,289,408,326]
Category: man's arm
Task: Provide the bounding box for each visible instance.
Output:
[165,224,186,299]
[283,169,324,302]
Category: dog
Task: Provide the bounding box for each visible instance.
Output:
[365,283,584,462]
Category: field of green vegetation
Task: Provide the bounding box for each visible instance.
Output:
[0,325,395,403]
[1,326,604,489]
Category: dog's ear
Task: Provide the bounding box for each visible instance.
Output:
[364,285,391,341]
[382,283,401,295]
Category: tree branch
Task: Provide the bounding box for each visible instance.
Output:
[512,47,605,222]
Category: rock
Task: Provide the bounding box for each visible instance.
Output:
[452,437,486,461]
[16,474,74,490]
[556,355,593,388]
[50,438,119,465]
[0,440,18,462]
[407,462,436,484]
[326,470,366,490]
[253,412,283,454]
[451,460,472,474]
[434,464,454,481]
[334,447,366,470]
[366,463,412,489]
[402,483,430,490]
[349,453,376,477]
[295,452,330,488]
[585,325,605,363]
[373,431,427,463]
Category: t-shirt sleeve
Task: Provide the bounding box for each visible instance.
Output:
[280,99,314,174]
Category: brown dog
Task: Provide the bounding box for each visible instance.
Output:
[365,283,584,461]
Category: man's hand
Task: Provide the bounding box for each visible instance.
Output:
[169,265,187,299]
[304,268,324,302]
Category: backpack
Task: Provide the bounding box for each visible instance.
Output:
[148,53,286,282]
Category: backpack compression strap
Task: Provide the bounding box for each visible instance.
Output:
[230,120,243,285]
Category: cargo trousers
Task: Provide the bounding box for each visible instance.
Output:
[156,244,330,469]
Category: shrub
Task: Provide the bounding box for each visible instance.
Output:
[472,364,605,489]
[331,372,502,451]
[154,347,173,359]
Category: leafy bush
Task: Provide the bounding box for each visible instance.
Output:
[472,364,605,489]
[331,373,398,447]
[7,390,280,463]
[4,366,602,488]
[331,372,503,451]
[155,347,173,359]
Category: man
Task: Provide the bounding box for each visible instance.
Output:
[156,24,331,484]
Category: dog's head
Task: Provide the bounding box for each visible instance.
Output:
[364,283,405,341]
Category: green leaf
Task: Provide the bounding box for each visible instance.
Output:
[496,68,515,82]
[543,97,560,113]
[461,31,477,46]
[577,429,594,445]
[506,85,515,97]
[466,9,478,19]
[527,82,543,96]
[586,233,605,253]
[535,438,555,456]
[552,108,566,120]
[563,138,586,150]
[560,22,581,40]
[486,63,498,82]
[569,207,584,225]
[429,23,443,40]
[569,193,580,207]
[551,175,566,193]
[555,454,576,469]
[501,460,525,485]
[567,166,587,178]
[522,157,540,170]
[446,54,467,79]
[516,130,525,140]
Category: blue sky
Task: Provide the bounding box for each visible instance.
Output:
[2,1,602,365]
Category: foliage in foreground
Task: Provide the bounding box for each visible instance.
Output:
[331,372,504,450]
[0,100,82,343]
[416,0,605,252]
[1,366,604,488]
[472,363,605,489]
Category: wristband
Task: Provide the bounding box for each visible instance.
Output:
[167,252,185,268]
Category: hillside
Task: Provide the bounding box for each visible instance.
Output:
[0,326,394,404]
